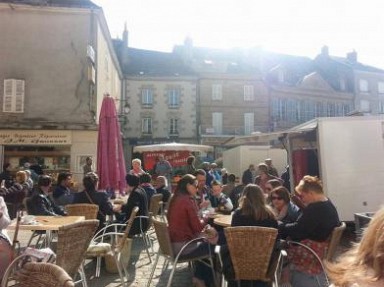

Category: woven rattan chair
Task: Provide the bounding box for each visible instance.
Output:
[65,204,99,220]
[17,262,74,287]
[86,206,139,285]
[325,222,346,262]
[224,226,278,284]
[1,254,74,287]
[56,219,99,287]
[146,217,216,287]
[149,194,163,216]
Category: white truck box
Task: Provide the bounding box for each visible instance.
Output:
[223,145,287,180]
[287,116,384,221]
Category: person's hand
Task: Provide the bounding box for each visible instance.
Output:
[200,200,210,209]
[113,204,122,213]
[202,225,218,244]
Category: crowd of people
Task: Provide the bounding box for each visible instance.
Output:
[0,154,383,287]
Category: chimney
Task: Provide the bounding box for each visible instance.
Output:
[321,45,329,56]
[347,50,357,63]
[123,22,128,47]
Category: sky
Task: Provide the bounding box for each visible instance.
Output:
[93,0,384,69]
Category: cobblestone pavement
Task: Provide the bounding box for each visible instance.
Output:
[7,225,357,287]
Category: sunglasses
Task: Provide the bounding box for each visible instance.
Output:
[271,196,283,200]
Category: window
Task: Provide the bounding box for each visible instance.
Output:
[168,89,180,108]
[169,118,179,135]
[244,85,254,101]
[278,70,285,83]
[212,84,222,100]
[378,82,384,94]
[142,117,152,134]
[3,79,25,113]
[360,100,370,112]
[244,113,254,135]
[212,112,223,134]
[141,88,153,107]
[339,78,346,91]
[359,79,369,92]
[379,101,384,114]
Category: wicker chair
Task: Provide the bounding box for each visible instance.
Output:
[56,219,99,287]
[1,254,74,287]
[65,204,99,220]
[146,217,216,287]
[86,206,139,285]
[325,222,346,262]
[149,194,163,216]
[224,226,278,284]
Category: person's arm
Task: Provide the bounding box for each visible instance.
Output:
[0,197,11,230]
[99,193,114,215]
[222,195,233,211]
[185,198,205,234]
[279,205,318,240]
[31,196,57,216]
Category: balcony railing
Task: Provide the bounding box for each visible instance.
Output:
[200,124,270,136]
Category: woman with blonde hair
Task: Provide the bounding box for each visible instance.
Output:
[232,183,277,228]
[279,175,340,287]
[326,206,384,287]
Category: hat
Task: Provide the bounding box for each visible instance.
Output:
[221,168,227,173]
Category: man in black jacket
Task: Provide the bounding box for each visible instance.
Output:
[29,175,66,216]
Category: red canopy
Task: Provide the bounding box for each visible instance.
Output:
[97,94,126,192]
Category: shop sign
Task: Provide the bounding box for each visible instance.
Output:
[0,130,72,145]
[143,150,190,171]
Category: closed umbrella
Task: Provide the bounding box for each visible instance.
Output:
[97,94,126,192]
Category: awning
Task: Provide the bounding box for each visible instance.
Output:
[223,119,319,146]
[133,142,214,153]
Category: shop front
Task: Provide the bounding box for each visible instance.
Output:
[0,130,97,188]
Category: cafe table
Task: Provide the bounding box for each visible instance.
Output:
[8,215,85,247]
[213,213,233,227]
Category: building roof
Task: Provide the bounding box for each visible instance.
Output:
[114,42,196,76]
[330,56,384,73]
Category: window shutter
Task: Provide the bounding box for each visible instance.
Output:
[3,79,13,112]
[3,79,25,113]
[15,80,25,112]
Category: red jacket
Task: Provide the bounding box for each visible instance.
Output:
[168,193,204,242]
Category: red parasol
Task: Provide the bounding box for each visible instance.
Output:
[97,94,127,192]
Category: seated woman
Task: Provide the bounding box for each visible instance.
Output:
[326,206,384,287]
[222,184,278,287]
[154,176,171,204]
[278,175,340,287]
[168,174,218,287]
[0,196,12,279]
[72,172,113,227]
[29,175,66,216]
[270,186,301,224]
[119,174,149,237]
[129,158,145,177]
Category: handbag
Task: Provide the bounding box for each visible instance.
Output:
[287,239,329,275]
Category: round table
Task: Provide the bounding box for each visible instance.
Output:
[213,214,232,227]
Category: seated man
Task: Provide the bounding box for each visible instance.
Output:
[52,172,74,207]
[72,172,114,228]
[209,180,233,214]
[29,175,66,216]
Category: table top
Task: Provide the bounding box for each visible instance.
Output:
[7,216,85,231]
[213,213,233,227]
